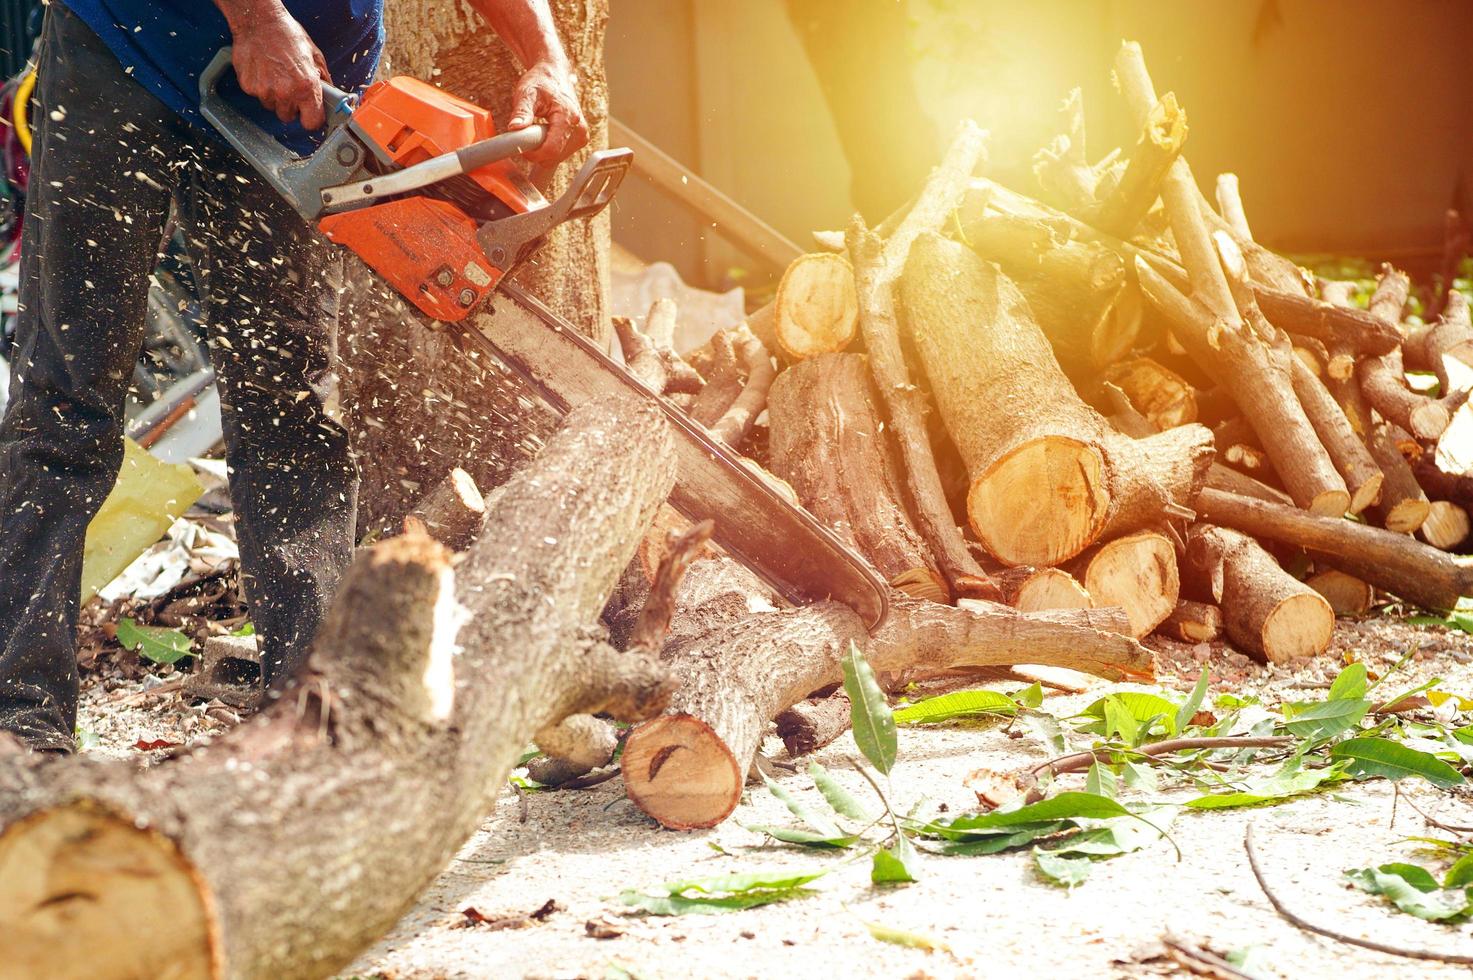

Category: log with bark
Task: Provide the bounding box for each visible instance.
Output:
[1195,487,1473,611]
[766,352,946,601]
[405,466,486,552]
[901,231,1213,566]
[994,566,1093,612]
[1184,524,1334,663]
[622,593,1153,829]
[774,692,852,758]
[1359,267,1456,441]
[956,204,1135,381]
[0,398,677,978]
[1135,257,1349,516]
[1306,569,1375,616]
[1091,92,1186,237]
[1404,291,1473,397]
[1367,422,1432,533]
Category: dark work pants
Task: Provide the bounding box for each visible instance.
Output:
[0,6,357,750]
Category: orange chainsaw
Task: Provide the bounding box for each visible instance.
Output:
[198,50,888,629]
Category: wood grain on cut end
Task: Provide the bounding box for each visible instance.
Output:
[622,714,743,830]
[1102,357,1197,430]
[774,253,859,361]
[1005,567,1093,613]
[1077,531,1180,638]
[1422,501,1472,551]
[0,804,216,980]
[1260,593,1335,662]
[1308,489,1352,518]
[1306,569,1374,616]
[970,437,1108,567]
[1383,498,1432,534]
[889,567,950,604]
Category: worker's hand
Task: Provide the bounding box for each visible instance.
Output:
[506,59,588,165]
[229,8,333,130]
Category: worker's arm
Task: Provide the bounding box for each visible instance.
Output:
[213,0,332,130]
[467,0,589,165]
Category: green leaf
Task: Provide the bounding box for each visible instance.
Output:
[1034,849,1093,887]
[1052,809,1176,858]
[1346,865,1473,921]
[1084,761,1117,799]
[807,762,873,822]
[871,835,921,884]
[1328,662,1369,700]
[1174,668,1211,735]
[1281,697,1370,741]
[115,617,195,665]
[1446,853,1473,889]
[894,689,1017,725]
[763,774,843,839]
[944,791,1130,830]
[843,642,896,775]
[1330,737,1466,789]
[230,621,256,637]
[1104,698,1140,745]
[924,824,1064,855]
[74,727,101,752]
[1018,709,1066,753]
[619,868,829,915]
[861,919,949,951]
[1013,682,1044,708]
[1186,759,1341,809]
[1078,692,1176,740]
[742,825,860,848]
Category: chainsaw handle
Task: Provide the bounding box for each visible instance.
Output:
[457,125,547,172]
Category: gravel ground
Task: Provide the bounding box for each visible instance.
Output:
[74,614,1473,979]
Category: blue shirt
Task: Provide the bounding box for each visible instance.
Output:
[58,1,383,154]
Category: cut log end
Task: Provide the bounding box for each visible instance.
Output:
[1001,566,1093,612]
[1261,593,1336,663]
[774,252,859,361]
[1384,498,1433,534]
[1422,501,1472,551]
[1307,569,1374,616]
[1411,402,1455,442]
[1078,531,1180,638]
[0,804,215,978]
[969,437,1108,567]
[889,567,950,604]
[622,714,743,830]
[1159,599,1223,643]
[1309,489,1352,518]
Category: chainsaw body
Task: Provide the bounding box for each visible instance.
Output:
[198,50,628,323]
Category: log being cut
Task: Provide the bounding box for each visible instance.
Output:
[900,231,1212,567]
[0,398,680,978]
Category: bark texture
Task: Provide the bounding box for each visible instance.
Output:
[902,233,1212,566]
[766,353,944,600]
[0,398,676,978]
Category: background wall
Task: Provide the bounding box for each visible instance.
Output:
[609,0,1473,289]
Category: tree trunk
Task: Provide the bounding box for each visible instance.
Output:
[902,232,1213,566]
[623,593,1153,829]
[0,398,676,979]
[1196,487,1473,611]
[1183,525,1334,663]
[766,353,945,600]
[344,0,610,532]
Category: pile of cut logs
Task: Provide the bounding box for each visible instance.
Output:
[599,42,1473,827]
[6,42,1473,978]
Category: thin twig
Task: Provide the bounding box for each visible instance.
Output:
[1395,786,1473,836]
[1161,935,1257,980]
[1030,735,1293,777]
[1243,823,1473,965]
